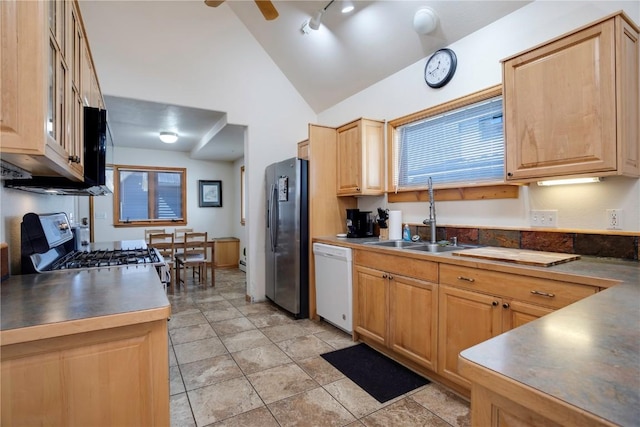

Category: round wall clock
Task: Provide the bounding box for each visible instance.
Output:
[424,48,457,88]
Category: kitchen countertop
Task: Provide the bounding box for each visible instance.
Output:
[0,265,170,346]
[314,236,638,287]
[314,235,640,425]
[459,281,639,426]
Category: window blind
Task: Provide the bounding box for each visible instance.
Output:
[395,96,504,189]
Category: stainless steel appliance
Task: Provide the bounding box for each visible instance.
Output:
[5,107,111,196]
[20,212,167,285]
[265,158,309,318]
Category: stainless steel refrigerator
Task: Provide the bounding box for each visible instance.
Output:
[265,157,309,318]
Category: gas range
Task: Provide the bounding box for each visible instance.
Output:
[20,213,167,285]
[49,247,162,270]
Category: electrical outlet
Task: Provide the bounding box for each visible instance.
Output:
[530,210,558,227]
[606,209,622,230]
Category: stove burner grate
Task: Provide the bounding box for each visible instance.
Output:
[50,247,162,270]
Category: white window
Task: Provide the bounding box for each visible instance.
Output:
[392,95,504,190]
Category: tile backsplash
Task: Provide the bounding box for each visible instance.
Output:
[411,225,639,261]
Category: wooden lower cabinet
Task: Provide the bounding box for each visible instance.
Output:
[438,285,502,389]
[1,319,169,426]
[213,237,240,268]
[503,300,554,330]
[438,285,558,389]
[354,262,438,371]
[354,265,388,346]
[389,274,438,371]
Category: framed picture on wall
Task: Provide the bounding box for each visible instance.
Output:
[199,180,222,207]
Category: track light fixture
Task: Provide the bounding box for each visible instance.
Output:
[341,0,354,14]
[301,0,347,34]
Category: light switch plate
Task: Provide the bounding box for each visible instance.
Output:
[530,210,557,227]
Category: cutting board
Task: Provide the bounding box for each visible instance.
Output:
[451,247,580,267]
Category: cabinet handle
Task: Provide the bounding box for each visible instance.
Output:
[388,275,393,280]
[382,274,388,279]
[68,155,80,163]
[492,301,498,306]
[457,276,475,282]
[356,187,361,192]
[503,303,510,309]
[507,172,513,177]
[531,290,555,298]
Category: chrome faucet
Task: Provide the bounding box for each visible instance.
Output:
[422,177,437,245]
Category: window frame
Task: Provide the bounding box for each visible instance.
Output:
[111,164,187,227]
[386,85,515,201]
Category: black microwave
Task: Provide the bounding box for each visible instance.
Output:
[4,107,111,196]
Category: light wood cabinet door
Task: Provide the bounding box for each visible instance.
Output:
[503,13,639,181]
[214,238,240,268]
[354,265,388,346]
[336,118,384,196]
[297,139,309,160]
[438,285,502,389]
[502,300,553,331]
[0,0,86,180]
[1,320,169,426]
[389,274,438,371]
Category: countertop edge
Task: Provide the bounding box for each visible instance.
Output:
[0,305,171,346]
[457,353,618,427]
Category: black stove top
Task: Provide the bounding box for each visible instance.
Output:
[50,247,162,270]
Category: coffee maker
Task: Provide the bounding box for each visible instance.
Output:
[346,209,374,238]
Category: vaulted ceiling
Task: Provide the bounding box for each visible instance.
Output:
[79,1,530,161]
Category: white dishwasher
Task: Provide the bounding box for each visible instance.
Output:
[313,243,353,333]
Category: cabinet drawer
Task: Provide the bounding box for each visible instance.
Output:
[439,264,597,309]
[355,250,438,283]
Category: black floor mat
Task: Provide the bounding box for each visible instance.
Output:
[321,343,429,403]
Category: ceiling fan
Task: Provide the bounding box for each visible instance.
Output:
[204,0,279,21]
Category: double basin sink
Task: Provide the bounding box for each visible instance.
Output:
[364,240,475,253]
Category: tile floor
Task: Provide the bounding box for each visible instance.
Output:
[167,268,470,427]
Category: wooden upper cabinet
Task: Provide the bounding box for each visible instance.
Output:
[0,0,101,180]
[336,118,385,196]
[503,12,639,182]
[297,139,309,160]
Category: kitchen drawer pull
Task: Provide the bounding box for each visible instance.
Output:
[531,290,555,298]
[382,274,388,279]
[457,276,475,282]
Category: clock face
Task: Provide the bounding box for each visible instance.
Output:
[424,49,457,88]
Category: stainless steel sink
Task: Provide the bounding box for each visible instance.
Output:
[364,240,422,249]
[407,244,468,253]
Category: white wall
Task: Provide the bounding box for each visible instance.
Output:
[318,1,640,232]
[80,1,317,301]
[92,147,236,242]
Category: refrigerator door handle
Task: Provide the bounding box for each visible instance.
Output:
[272,184,279,249]
[268,184,277,251]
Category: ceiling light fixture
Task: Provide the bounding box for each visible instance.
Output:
[537,177,602,186]
[159,131,178,144]
[341,0,354,14]
[413,7,438,35]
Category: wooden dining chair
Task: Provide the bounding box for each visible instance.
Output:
[148,232,175,290]
[144,228,166,243]
[173,228,193,240]
[175,232,211,289]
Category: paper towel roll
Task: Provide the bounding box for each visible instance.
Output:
[388,210,402,240]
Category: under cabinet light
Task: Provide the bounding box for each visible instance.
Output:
[537,177,602,186]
